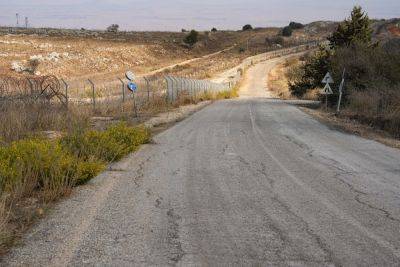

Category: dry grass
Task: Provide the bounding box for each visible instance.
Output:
[301,88,400,144]
[268,62,292,99]
[0,197,10,247]
[0,80,239,255]
[268,56,319,100]
[0,28,283,79]
[346,89,400,138]
[268,57,298,99]
[0,101,89,143]
[302,107,400,149]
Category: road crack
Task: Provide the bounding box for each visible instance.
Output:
[271,195,339,266]
[166,208,185,264]
[132,155,152,188]
[332,171,400,224]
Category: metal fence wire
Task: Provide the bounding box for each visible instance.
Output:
[164,76,230,103]
[0,75,67,105]
[0,43,318,113]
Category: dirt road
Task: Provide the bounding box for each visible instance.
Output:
[4,57,400,266]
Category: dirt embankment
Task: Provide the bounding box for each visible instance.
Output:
[0,26,328,81]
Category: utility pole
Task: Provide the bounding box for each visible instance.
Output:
[25,17,28,28]
[16,13,19,27]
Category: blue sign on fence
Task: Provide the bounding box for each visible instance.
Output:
[127,82,137,92]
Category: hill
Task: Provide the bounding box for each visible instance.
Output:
[0,26,320,80]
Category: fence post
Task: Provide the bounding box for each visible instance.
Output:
[26,77,34,96]
[132,90,138,118]
[88,79,95,111]
[171,77,179,103]
[61,78,69,109]
[173,77,180,102]
[165,76,172,104]
[118,78,125,103]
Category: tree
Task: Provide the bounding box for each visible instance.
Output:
[242,24,253,31]
[289,22,304,29]
[328,6,372,48]
[289,46,332,97]
[184,30,199,46]
[211,27,218,32]
[282,26,293,37]
[107,24,119,32]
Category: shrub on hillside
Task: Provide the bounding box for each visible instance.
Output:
[288,46,332,97]
[184,30,199,46]
[0,122,151,250]
[0,138,104,201]
[242,24,253,31]
[289,22,304,29]
[61,122,150,162]
[331,43,400,93]
[281,26,293,37]
[107,24,119,33]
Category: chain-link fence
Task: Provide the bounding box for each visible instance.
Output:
[0,43,319,116]
[164,76,231,103]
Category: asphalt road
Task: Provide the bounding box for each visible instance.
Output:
[4,58,400,266]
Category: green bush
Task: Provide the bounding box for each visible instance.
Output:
[0,138,103,200]
[61,122,151,162]
[0,123,150,201]
[75,157,106,185]
[282,26,293,37]
[288,46,332,97]
[184,30,199,46]
[331,43,400,92]
[107,24,119,33]
[289,22,304,29]
[242,24,253,31]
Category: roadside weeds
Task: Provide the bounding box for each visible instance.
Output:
[267,55,400,150]
[0,86,238,257]
[301,107,400,149]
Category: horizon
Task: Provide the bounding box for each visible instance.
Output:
[0,1,399,31]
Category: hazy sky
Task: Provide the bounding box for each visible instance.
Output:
[0,0,399,31]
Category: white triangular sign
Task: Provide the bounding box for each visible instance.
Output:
[321,83,333,95]
[322,72,334,84]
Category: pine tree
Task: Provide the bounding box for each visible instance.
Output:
[329,6,372,48]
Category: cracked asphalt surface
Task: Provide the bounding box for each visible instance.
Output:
[3,57,400,266]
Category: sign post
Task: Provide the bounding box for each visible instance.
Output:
[336,69,345,114]
[321,72,334,111]
[125,71,138,117]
